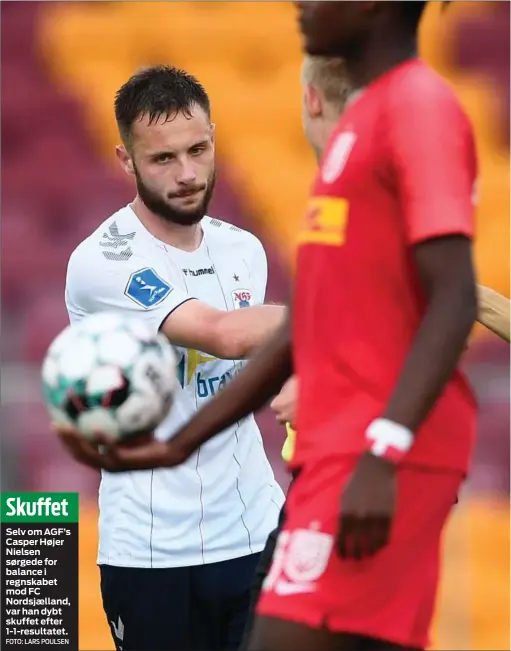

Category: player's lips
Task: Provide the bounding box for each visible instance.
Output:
[171,189,204,201]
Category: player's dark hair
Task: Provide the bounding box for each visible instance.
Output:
[400,1,450,31]
[114,65,211,147]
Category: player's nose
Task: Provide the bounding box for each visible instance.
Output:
[176,159,198,185]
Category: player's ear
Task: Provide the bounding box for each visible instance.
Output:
[116,145,135,176]
[209,122,216,147]
[304,83,322,119]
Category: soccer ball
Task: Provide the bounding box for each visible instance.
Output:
[41,312,178,440]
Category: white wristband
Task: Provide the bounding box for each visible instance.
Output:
[366,418,414,462]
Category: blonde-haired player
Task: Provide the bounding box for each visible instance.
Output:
[277,54,352,466]
[238,56,351,651]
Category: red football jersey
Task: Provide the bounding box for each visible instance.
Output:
[292,59,477,473]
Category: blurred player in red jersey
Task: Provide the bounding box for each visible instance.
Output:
[245,4,477,649]
[57,2,480,649]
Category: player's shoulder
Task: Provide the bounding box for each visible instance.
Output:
[203,216,265,256]
[68,205,145,272]
[386,59,466,115]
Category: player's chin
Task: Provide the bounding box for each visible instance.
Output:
[172,199,205,219]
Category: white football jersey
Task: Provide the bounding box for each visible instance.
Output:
[65,205,285,568]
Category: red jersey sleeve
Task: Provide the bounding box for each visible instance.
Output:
[386,65,477,245]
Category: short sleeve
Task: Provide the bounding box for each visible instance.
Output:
[65,249,194,333]
[387,69,477,245]
[250,237,268,304]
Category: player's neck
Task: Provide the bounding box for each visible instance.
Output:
[316,116,340,161]
[130,197,203,252]
[346,36,418,90]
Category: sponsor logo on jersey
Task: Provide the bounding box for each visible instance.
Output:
[177,349,241,399]
[125,268,173,309]
[232,290,253,309]
[298,197,349,247]
[182,267,215,277]
[177,349,217,386]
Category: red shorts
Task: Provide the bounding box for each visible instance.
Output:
[257,455,463,649]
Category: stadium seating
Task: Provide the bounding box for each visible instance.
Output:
[37,1,509,294]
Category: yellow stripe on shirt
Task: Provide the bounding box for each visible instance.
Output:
[281,423,296,463]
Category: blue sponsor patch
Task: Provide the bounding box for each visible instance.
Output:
[125,268,173,309]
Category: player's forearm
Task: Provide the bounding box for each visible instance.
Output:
[168,321,293,459]
[476,285,510,342]
[382,284,476,431]
[216,304,287,359]
[381,237,477,433]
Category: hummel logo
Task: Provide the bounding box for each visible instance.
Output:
[101,222,136,261]
[182,267,215,277]
[111,615,124,646]
[100,222,136,249]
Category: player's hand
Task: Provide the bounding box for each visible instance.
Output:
[53,424,187,472]
[270,376,298,427]
[337,452,397,560]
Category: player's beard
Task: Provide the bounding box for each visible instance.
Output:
[134,167,216,227]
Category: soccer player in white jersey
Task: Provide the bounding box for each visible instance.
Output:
[65,65,285,651]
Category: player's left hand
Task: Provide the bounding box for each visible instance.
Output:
[337,452,397,560]
[270,375,298,427]
[53,424,188,472]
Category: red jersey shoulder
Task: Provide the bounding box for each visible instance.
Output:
[385,60,472,128]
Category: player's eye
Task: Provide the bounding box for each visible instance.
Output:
[155,154,173,164]
[190,145,206,156]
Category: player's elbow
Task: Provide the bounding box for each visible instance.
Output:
[207,305,285,360]
[417,236,478,332]
[208,312,256,360]
[444,277,478,332]
[457,267,478,316]
[464,282,479,324]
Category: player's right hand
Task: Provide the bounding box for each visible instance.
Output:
[337,452,397,560]
[53,424,188,472]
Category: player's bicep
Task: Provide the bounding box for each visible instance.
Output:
[413,235,476,299]
[388,78,476,244]
[160,300,227,357]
